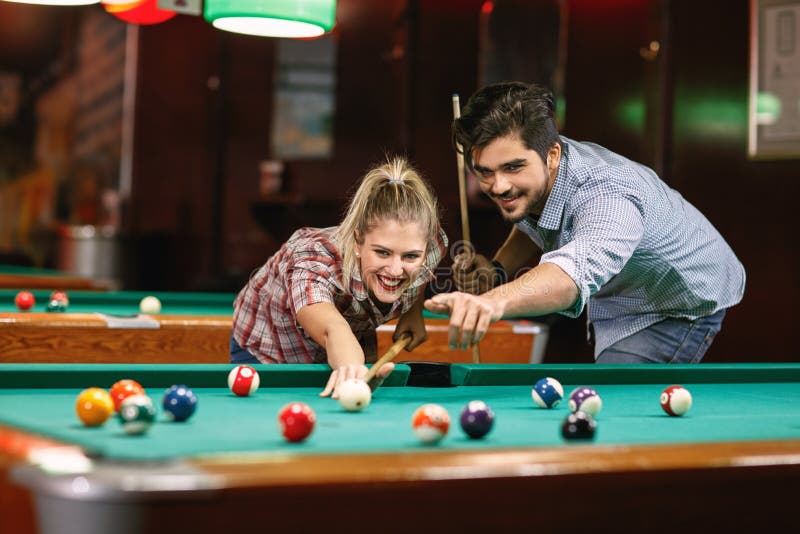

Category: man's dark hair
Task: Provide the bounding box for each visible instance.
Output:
[453,82,560,168]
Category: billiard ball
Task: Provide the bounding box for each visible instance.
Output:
[531,377,564,408]
[459,400,495,439]
[110,379,145,411]
[50,290,69,306]
[568,386,603,417]
[660,385,692,416]
[411,403,450,444]
[278,402,316,442]
[561,411,597,441]
[337,378,372,412]
[75,387,114,426]
[139,295,162,314]
[228,365,260,396]
[14,291,35,311]
[118,395,157,435]
[162,384,198,422]
[45,298,67,312]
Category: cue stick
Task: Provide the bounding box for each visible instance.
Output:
[363,333,412,385]
[452,93,482,364]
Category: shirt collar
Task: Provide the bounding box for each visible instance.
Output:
[349,263,370,301]
[537,137,571,231]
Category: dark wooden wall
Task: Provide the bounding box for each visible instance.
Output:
[668,0,798,362]
[124,0,797,362]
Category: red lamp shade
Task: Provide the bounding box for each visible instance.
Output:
[105,0,177,25]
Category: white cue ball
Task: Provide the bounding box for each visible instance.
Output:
[139,296,162,314]
[337,378,372,412]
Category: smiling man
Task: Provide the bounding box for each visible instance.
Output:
[425,82,745,364]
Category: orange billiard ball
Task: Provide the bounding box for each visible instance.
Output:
[110,379,145,412]
[76,388,115,426]
[411,403,451,444]
[15,291,35,311]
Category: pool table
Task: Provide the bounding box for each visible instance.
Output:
[1,363,799,533]
[0,289,546,364]
[0,264,111,291]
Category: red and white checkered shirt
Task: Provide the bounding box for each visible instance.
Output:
[232,226,448,364]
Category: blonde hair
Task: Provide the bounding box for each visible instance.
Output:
[335,157,440,291]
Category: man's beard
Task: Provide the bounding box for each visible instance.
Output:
[494,192,532,224]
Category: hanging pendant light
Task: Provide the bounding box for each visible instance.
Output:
[104,0,176,25]
[1,0,100,5]
[102,0,144,12]
[204,0,336,38]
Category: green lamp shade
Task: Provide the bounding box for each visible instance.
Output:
[204,0,336,38]
[756,91,782,126]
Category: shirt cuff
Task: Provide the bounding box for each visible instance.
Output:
[539,256,587,318]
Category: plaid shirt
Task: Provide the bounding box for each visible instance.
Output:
[515,136,745,356]
[233,226,448,364]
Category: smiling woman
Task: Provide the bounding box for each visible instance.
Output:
[230,157,448,400]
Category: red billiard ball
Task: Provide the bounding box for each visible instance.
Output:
[228,365,260,397]
[15,291,35,311]
[278,402,316,443]
[110,379,145,412]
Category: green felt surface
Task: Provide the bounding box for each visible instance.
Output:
[0,288,448,319]
[0,289,234,315]
[1,364,799,461]
[0,264,68,276]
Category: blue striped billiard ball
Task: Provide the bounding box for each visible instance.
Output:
[532,377,564,409]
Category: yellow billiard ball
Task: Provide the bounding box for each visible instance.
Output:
[76,388,115,427]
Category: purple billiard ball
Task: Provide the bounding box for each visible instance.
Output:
[162,384,198,422]
[568,386,602,417]
[459,400,495,439]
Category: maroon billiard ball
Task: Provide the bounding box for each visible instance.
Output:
[278,402,316,443]
[660,385,692,416]
[15,291,35,311]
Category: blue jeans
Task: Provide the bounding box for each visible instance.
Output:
[596,310,726,364]
[230,335,260,364]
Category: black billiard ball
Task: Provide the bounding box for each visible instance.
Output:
[561,411,597,441]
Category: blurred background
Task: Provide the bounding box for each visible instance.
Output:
[0,0,797,362]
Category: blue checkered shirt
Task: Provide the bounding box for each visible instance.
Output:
[515,136,745,356]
